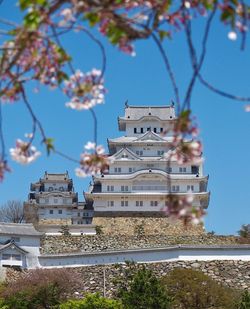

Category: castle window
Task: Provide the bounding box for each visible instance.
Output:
[121,185,128,192]
[136,201,143,207]
[187,185,194,191]
[141,128,143,133]
[150,201,158,207]
[78,212,81,217]
[172,185,180,192]
[129,168,132,173]
[107,185,114,192]
[121,201,128,207]
[157,150,164,156]
[179,167,187,173]
[134,128,137,133]
[160,128,163,133]
[54,198,58,203]
[147,127,150,131]
[58,210,62,214]
[154,128,157,133]
[115,167,121,173]
[49,210,53,214]
[167,167,172,173]
[108,201,114,207]
[136,150,143,156]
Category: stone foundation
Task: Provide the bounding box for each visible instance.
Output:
[41,234,244,254]
[38,219,72,225]
[5,260,250,295]
[92,216,204,236]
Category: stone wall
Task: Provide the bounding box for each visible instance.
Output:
[92,216,204,236]
[38,218,72,225]
[5,260,250,295]
[41,234,243,254]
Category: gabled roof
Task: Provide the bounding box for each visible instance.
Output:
[122,105,175,121]
[108,135,174,144]
[0,240,28,254]
[110,148,142,161]
[135,130,165,142]
[0,223,43,237]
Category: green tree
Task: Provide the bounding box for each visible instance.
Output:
[60,293,123,309]
[162,268,239,309]
[238,224,250,239]
[119,267,172,309]
[238,290,250,309]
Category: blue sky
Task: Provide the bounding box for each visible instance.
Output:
[0,2,250,235]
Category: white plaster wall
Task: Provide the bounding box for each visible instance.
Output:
[93,195,202,211]
[39,247,250,268]
[100,179,200,193]
[44,183,68,192]
[110,162,198,175]
[38,208,73,220]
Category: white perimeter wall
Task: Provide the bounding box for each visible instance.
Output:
[39,247,250,269]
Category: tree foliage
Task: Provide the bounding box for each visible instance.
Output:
[238,290,250,309]
[238,224,250,239]
[162,268,240,309]
[60,293,123,309]
[0,268,81,309]
[118,266,172,309]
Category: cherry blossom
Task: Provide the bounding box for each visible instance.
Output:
[58,8,76,27]
[245,105,250,112]
[170,110,202,164]
[0,160,11,182]
[10,139,41,165]
[64,69,106,110]
[75,142,110,178]
[163,194,206,226]
[228,31,237,40]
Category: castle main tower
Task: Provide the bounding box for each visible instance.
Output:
[85,105,209,234]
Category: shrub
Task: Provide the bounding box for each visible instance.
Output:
[238,224,250,239]
[238,290,250,309]
[162,268,239,309]
[95,225,103,235]
[119,266,172,309]
[60,293,123,309]
[1,268,80,309]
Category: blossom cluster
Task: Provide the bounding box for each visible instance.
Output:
[64,69,105,110]
[1,32,69,103]
[169,110,202,165]
[9,139,41,165]
[163,194,206,226]
[0,160,11,182]
[75,142,110,178]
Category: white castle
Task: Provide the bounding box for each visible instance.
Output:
[24,104,209,229]
[85,104,209,215]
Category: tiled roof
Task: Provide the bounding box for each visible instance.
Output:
[122,105,175,121]
[0,223,43,236]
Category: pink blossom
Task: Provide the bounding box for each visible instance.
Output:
[10,139,41,165]
[64,69,106,110]
[245,105,250,112]
[163,194,206,225]
[75,143,109,178]
[228,31,237,41]
[0,160,11,182]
